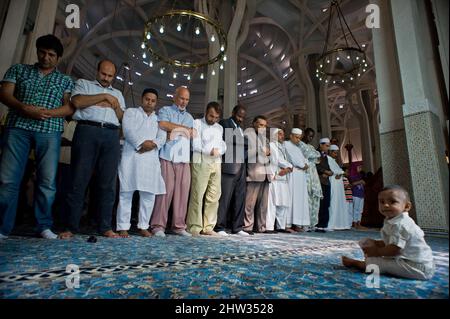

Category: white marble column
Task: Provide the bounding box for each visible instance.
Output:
[0,0,30,117]
[199,1,220,106]
[318,84,331,138]
[22,0,58,64]
[431,0,449,98]
[223,0,247,118]
[371,0,416,221]
[391,0,449,233]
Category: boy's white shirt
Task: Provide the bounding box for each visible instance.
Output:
[381,212,434,265]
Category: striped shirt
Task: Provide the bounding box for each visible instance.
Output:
[2,63,74,133]
[343,176,353,202]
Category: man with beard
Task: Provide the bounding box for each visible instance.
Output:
[187,102,226,236]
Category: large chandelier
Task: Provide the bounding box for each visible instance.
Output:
[142,9,227,76]
[315,0,368,85]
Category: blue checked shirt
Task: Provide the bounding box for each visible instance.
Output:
[2,63,74,133]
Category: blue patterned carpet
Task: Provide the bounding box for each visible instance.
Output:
[0,230,448,299]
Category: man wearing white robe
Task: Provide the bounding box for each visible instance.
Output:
[284,128,310,231]
[266,129,293,232]
[327,144,351,230]
[117,89,166,237]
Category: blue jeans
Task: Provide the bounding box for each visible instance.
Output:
[0,128,61,235]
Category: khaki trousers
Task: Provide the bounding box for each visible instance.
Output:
[186,161,222,234]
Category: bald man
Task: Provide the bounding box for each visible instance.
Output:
[60,60,126,239]
[150,87,195,237]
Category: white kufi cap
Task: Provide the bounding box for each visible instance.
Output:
[291,128,303,135]
[329,144,339,151]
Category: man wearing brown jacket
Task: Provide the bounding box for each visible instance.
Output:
[243,116,272,234]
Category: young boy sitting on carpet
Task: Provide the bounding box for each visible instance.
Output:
[342,185,435,280]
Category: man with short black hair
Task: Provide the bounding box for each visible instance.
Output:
[59,59,126,239]
[215,105,249,236]
[116,88,166,237]
[0,34,74,239]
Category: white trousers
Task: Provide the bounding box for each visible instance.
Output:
[117,191,155,231]
[267,198,289,230]
[353,197,364,222]
[347,201,354,226]
[366,257,435,280]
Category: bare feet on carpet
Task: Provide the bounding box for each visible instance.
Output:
[103,230,121,238]
[118,230,130,238]
[58,231,74,239]
[341,256,366,271]
[139,229,152,237]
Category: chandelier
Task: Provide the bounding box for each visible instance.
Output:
[142,9,227,77]
[315,0,368,85]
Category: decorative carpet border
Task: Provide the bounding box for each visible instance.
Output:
[0,242,358,283]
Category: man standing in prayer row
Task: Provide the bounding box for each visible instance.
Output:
[0,35,74,240]
[266,129,293,232]
[215,105,249,236]
[150,87,195,237]
[60,59,125,239]
[243,116,271,234]
[284,128,310,232]
[315,138,333,232]
[187,102,226,236]
[299,128,322,232]
[327,144,351,230]
[116,88,166,237]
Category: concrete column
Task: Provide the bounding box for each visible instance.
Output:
[0,0,30,117]
[346,91,374,173]
[318,84,331,138]
[371,0,416,220]
[355,90,375,173]
[205,47,220,105]
[223,0,247,118]
[199,1,220,107]
[295,55,317,142]
[22,0,58,64]
[391,0,449,233]
[370,92,382,170]
[431,0,449,98]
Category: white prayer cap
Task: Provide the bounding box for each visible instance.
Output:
[291,128,303,135]
[319,137,330,144]
[271,128,282,138]
[329,144,339,151]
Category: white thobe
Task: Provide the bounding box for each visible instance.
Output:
[266,142,293,230]
[117,107,166,231]
[284,141,310,227]
[118,107,166,194]
[327,156,351,230]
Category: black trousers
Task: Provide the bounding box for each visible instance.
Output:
[64,124,120,234]
[215,165,246,233]
[316,183,331,229]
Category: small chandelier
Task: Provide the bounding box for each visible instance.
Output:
[315,0,368,85]
[142,10,227,69]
